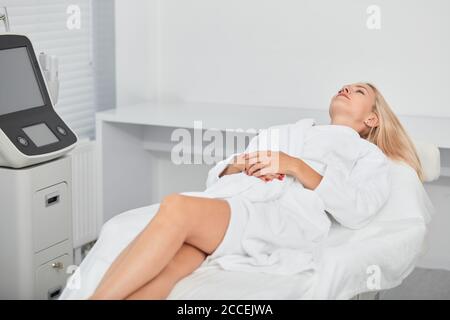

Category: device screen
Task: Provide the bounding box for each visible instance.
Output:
[0,47,45,116]
[22,123,59,147]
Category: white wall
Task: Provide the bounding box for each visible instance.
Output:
[159,0,450,117]
[115,0,159,107]
[115,0,450,116]
[93,0,116,113]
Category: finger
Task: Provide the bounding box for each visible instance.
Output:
[258,167,276,176]
[245,157,269,172]
[258,174,273,181]
[245,162,257,175]
[247,152,272,166]
[244,161,257,174]
[246,157,267,167]
[243,160,254,173]
[247,162,267,176]
[249,162,272,176]
[252,166,272,177]
[259,175,275,182]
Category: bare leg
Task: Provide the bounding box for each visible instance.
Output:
[90,194,230,300]
[126,243,207,300]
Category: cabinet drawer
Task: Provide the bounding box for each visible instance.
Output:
[32,182,70,252]
[35,253,71,300]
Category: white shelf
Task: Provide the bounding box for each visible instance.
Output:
[96,101,328,131]
[96,101,450,149]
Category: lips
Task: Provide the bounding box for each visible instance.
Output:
[337,92,350,100]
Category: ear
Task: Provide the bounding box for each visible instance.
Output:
[364,112,379,128]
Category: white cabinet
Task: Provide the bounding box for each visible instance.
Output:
[0,156,74,299]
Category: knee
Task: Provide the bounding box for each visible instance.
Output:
[160,193,184,209]
[159,193,187,223]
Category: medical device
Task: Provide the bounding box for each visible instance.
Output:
[0,6,10,32]
[0,31,76,299]
[0,34,77,168]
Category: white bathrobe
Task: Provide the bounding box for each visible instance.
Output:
[196,118,390,275]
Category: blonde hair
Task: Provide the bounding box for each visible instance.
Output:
[364,83,424,181]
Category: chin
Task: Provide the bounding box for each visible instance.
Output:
[329,100,351,117]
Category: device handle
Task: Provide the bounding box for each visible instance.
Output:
[39,52,60,105]
[0,6,10,32]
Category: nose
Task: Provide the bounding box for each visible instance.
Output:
[339,86,350,94]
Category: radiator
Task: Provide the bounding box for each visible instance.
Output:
[69,139,100,249]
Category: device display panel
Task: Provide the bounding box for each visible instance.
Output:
[0,47,45,116]
[22,123,59,147]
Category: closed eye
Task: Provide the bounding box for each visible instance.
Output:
[356,89,365,95]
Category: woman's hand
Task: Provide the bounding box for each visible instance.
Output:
[219,153,285,182]
[218,153,249,177]
[244,151,296,177]
[244,151,323,189]
[231,153,248,173]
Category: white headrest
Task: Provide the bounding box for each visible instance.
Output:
[414,141,440,182]
[374,159,434,224]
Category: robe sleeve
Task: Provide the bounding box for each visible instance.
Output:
[205,132,262,189]
[314,143,391,229]
[205,153,239,189]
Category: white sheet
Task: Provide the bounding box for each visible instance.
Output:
[59,203,427,300]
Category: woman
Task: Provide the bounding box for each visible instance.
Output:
[90,83,423,300]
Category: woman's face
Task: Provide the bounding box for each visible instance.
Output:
[329,83,378,135]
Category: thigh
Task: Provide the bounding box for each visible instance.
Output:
[162,194,231,255]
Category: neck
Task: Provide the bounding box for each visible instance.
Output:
[330,116,363,136]
[330,115,350,127]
